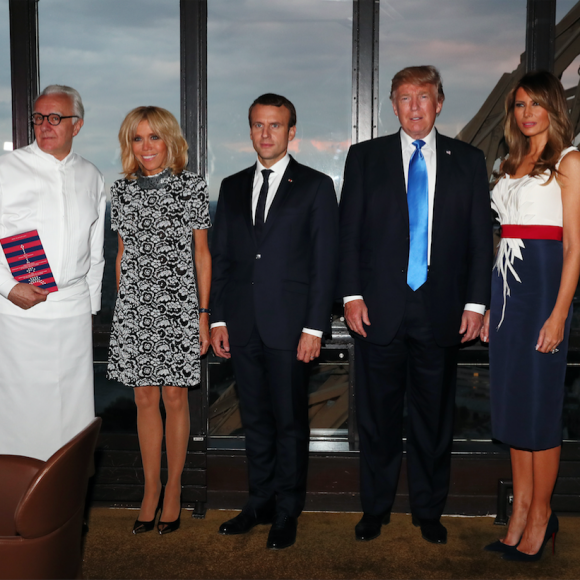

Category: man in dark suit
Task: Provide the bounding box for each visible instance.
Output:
[210,93,339,550]
[339,66,492,544]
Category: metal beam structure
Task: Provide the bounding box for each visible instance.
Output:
[526,0,556,73]
[180,0,208,177]
[351,0,380,144]
[457,2,580,176]
[9,0,39,149]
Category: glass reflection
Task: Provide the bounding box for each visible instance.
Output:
[94,363,136,433]
[208,356,348,438]
[378,0,526,138]
[38,0,179,193]
[207,0,352,200]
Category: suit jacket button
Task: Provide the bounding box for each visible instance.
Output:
[256,254,261,259]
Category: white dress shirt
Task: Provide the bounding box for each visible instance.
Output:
[344,128,485,316]
[211,153,323,338]
[0,140,106,318]
[252,154,291,223]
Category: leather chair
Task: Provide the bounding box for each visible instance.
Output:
[0,418,102,580]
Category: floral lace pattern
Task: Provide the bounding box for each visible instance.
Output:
[107,169,210,387]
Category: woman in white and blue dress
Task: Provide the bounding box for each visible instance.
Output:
[107,107,211,535]
[481,71,580,561]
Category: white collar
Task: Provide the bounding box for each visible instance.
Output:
[256,153,291,175]
[400,126,437,151]
[30,139,75,165]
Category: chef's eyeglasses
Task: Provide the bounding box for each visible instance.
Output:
[31,113,79,126]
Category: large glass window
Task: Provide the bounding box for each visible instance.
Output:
[39,0,180,432]
[378,0,526,138]
[0,0,12,156]
[207,0,352,200]
[207,0,353,442]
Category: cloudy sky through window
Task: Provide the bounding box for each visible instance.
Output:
[0,0,578,199]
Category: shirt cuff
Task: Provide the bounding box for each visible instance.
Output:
[343,295,363,305]
[464,303,486,316]
[302,328,323,338]
[0,278,18,300]
[210,321,227,329]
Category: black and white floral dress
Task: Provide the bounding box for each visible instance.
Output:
[107,168,210,388]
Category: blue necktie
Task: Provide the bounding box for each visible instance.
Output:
[407,140,428,291]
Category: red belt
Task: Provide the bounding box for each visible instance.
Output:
[501,224,563,241]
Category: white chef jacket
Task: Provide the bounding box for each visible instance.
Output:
[0,140,106,318]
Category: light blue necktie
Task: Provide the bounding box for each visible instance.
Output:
[407,140,428,291]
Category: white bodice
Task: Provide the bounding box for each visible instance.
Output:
[491,146,577,327]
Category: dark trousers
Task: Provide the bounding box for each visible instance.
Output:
[355,283,458,520]
[230,326,309,518]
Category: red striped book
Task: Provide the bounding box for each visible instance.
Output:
[0,230,58,293]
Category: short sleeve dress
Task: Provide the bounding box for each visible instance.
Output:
[489,147,576,450]
[107,168,211,388]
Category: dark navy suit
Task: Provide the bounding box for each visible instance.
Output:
[211,156,339,516]
[338,131,493,519]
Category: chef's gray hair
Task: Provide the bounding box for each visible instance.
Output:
[36,85,85,119]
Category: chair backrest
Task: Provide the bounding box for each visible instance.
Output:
[14,418,102,538]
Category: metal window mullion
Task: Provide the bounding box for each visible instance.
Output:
[526,0,556,73]
[180,0,207,177]
[351,0,379,144]
[9,0,39,149]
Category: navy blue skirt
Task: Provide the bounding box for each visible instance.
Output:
[489,239,571,451]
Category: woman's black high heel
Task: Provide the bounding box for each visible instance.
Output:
[157,492,182,535]
[484,539,519,553]
[132,487,164,535]
[502,512,558,562]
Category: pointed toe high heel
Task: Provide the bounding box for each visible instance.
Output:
[132,487,164,535]
[483,539,519,553]
[158,492,182,535]
[158,514,181,535]
[502,513,559,562]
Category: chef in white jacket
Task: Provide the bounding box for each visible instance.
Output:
[0,85,106,461]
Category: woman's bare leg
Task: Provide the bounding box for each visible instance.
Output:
[501,448,533,546]
[516,446,560,555]
[159,386,190,524]
[134,386,163,520]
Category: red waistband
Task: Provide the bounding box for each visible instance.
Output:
[501,225,563,241]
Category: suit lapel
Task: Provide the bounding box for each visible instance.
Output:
[240,164,256,245]
[388,132,409,226]
[260,156,296,241]
[432,132,453,251]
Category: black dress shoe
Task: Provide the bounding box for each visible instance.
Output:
[355,512,391,541]
[412,516,447,544]
[219,510,273,535]
[266,515,297,550]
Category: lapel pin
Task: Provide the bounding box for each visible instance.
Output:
[446,150,451,155]
[288,179,293,182]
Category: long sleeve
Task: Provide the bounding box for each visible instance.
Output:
[0,178,18,299]
[87,175,106,314]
